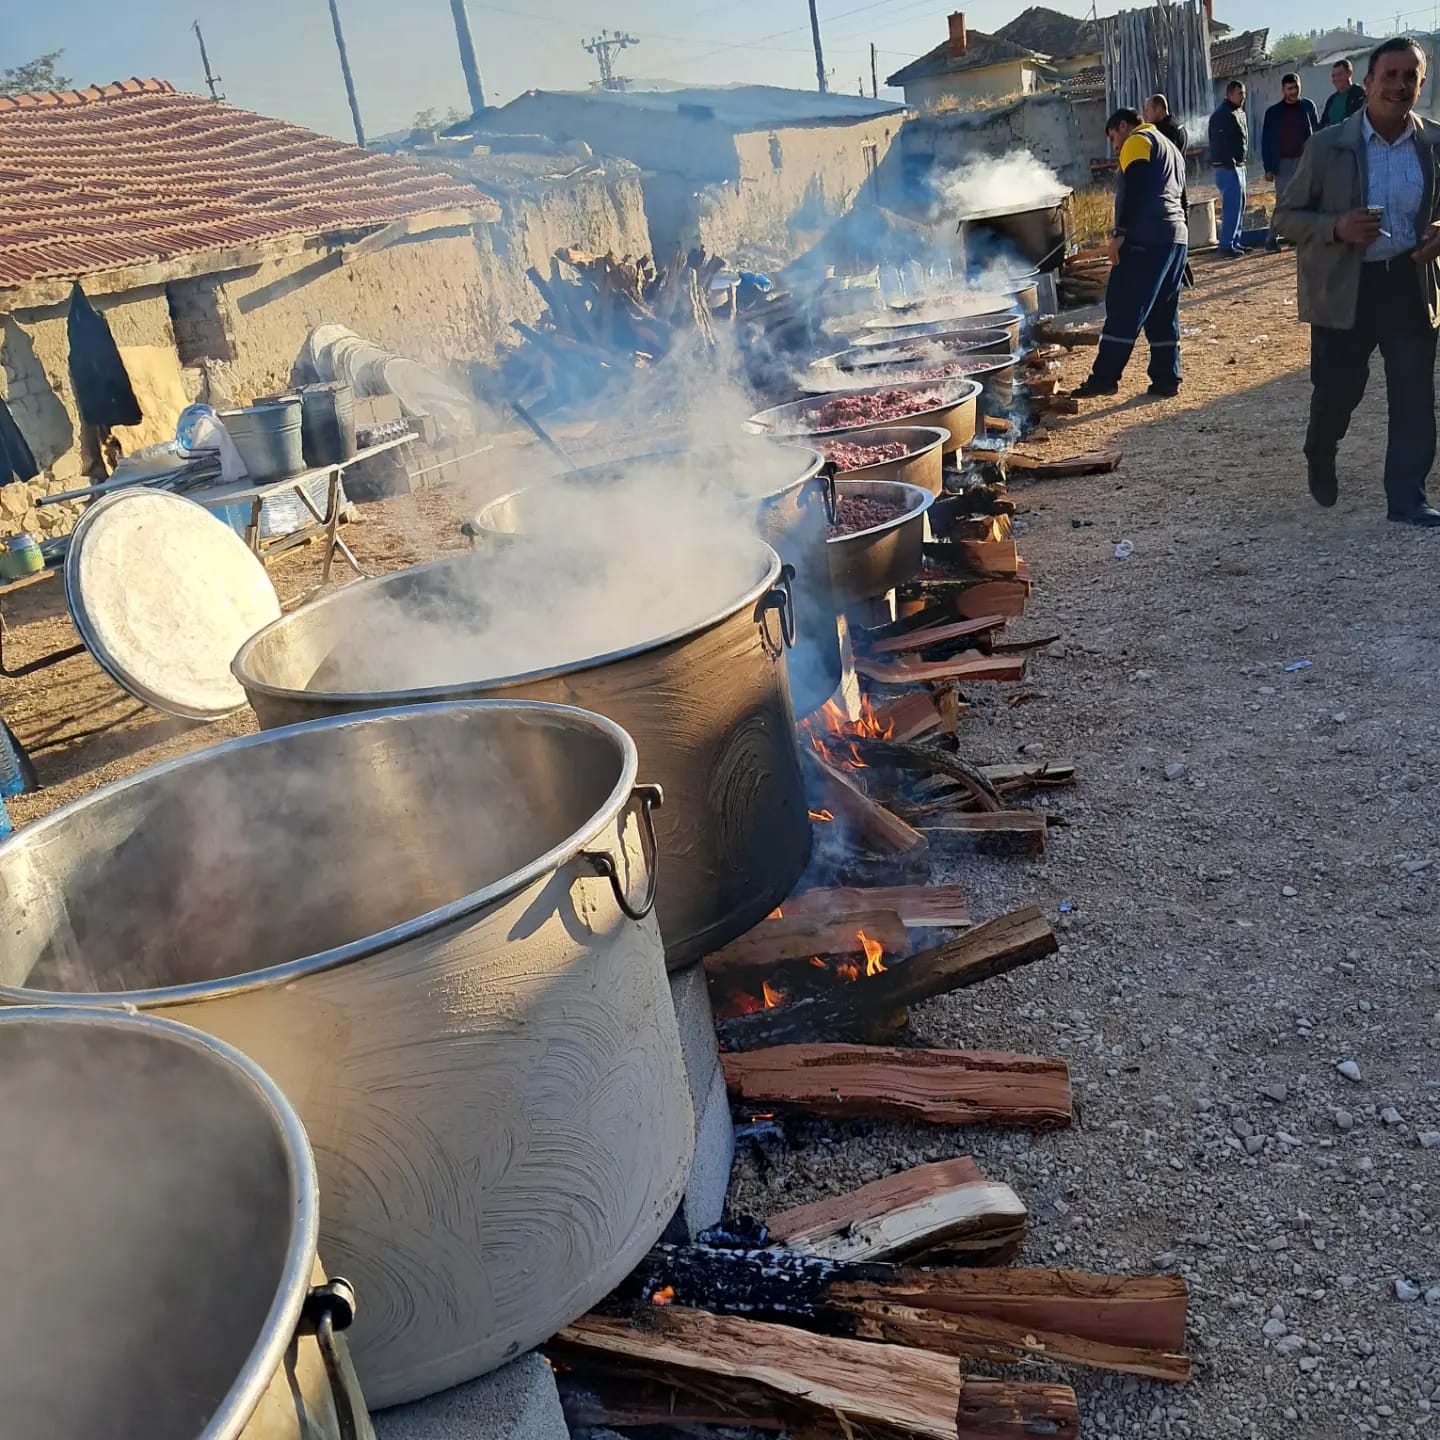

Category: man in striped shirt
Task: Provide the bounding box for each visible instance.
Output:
[1275,37,1440,526]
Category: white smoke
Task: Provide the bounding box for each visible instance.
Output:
[933,152,1069,217]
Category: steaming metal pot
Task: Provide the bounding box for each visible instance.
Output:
[0,1006,373,1440]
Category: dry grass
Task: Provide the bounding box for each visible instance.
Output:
[1069,185,1114,244]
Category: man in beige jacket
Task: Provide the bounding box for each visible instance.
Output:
[1274,36,1440,526]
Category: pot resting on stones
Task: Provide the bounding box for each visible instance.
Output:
[0,700,694,1407]
[467,438,842,719]
[232,536,812,973]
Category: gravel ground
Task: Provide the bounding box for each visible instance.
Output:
[2,252,1435,1436]
[731,250,1440,1439]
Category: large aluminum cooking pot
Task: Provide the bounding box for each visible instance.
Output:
[747,377,981,454]
[817,426,947,496]
[0,702,692,1408]
[829,478,934,609]
[853,313,1022,349]
[0,1006,372,1440]
[470,442,842,717]
[232,541,810,972]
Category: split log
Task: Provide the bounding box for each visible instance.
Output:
[867,614,1008,658]
[919,811,1049,857]
[954,581,1029,619]
[985,628,1064,654]
[1034,395,1082,416]
[1025,375,1059,396]
[553,1307,1079,1440]
[1035,316,1102,348]
[767,1157,1028,1265]
[779,884,969,928]
[609,1248,1186,1384]
[980,760,1077,786]
[982,415,1012,436]
[716,908,1058,1050]
[1006,448,1122,477]
[869,688,944,740]
[856,653,1027,685]
[803,747,927,855]
[949,538,1020,577]
[705,909,909,976]
[831,1268,1192,1383]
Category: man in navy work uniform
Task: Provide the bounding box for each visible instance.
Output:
[1073,109,1189,400]
[1262,73,1320,250]
[1209,80,1250,255]
[1274,37,1440,526]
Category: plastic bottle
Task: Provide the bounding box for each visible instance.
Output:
[1114,538,1134,559]
[0,797,11,839]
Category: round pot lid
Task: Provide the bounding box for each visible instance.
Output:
[65,490,281,720]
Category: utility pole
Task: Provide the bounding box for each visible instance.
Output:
[192,20,223,101]
[326,0,366,147]
[449,0,487,115]
[870,41,878,97]
[809,0,828,92]
[582,30,639,90]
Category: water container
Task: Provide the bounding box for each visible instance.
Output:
[219,401,305,482]
[299,382,357,466]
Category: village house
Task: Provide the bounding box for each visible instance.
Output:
[885,12,1053,111]
[994,6,1103,79]
[470,85,906,263]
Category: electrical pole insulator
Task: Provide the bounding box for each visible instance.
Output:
[583,29,640,91]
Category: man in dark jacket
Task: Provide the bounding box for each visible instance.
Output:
[1073,109,1190,400]
[1144,93,1188,156]
[1209,80,1250,255]
[1262,73,1320,249]
[1319,57,1367,126]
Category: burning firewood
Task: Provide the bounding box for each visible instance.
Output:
[778,884,969,929]
[715,908,1057,1050]
[766,1157,1027,1266]
[918,811,1051,857]
[855,653,1027,686]
[802,747,927,856]
[553,1306,1081,1439]
[869,688,946,740]
[722,1043,1072,1130]
[703,910,908,978]
[866,615,1009,659]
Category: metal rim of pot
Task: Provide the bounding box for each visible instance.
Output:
[745,377,982,441]
[854,312,1020,345]
[236,539,789,704]
[813,327,1011,373]
[0,699,657,1009]
[820,426,948,480]
[826,477,935,547]
[799,354,1018,398]
[470,443,826,534]
[0,1004,360,1440]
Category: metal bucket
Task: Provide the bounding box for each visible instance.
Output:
[469,443,843,717]
[0,701,692,1407]
[1188,198,1218,249]
[219,401,306,482]
[298,382,357,466]
[0,1006,371,1440]
[231,542,810,971]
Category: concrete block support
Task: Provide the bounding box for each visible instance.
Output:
[373,1353,567,1440]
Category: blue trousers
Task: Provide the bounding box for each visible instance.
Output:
[1091,241,1189,387]
[1215,166,1246,252]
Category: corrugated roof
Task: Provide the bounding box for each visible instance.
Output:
[491,85,904,130]
[886,31,1045,86]
[0,79,497,290]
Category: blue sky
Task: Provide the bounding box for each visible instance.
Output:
[2,0,1407,141]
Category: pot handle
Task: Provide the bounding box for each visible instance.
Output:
[757,562,797,656]
[300,1279,368,1440]
[583,782,664,921]
[814,461,839,525]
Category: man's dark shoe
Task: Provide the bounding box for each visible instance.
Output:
[1386,504,1440,527]
[1223,246,1249,258]
[1147,381,1181,397]
[1306,452,1338,508]
[1071,376,1118,399]
[1264,241,1281,253]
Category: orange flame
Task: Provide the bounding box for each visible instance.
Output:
[808,808,835,822]
[652,1285,675,1306]
[810,955,829,969]
[768,905,784,919]
[858,928,886,977]
[835,961,861,982]
[762,980,785,1009]
[854,694,895,740]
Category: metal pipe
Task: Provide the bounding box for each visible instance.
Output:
[326,0,366,148]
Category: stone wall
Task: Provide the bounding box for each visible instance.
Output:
[0,158,651,522]
[901,92,1092,192]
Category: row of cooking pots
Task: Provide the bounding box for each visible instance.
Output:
[1,432,950,1432]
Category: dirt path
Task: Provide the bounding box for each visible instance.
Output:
[1,252,1434,1436]
[733,251,1440,1439]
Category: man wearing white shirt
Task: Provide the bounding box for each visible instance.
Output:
[1274,37,1440,526]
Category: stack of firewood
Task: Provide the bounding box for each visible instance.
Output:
[1058,246,1110,307]
[495,245,734,413]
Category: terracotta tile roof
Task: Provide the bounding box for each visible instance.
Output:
[995,7,1102,61]
[0,79,497,290]
[1211,28,1270,79]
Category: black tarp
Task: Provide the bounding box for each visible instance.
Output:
[0,398,38,487]
[66,281,141,430]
